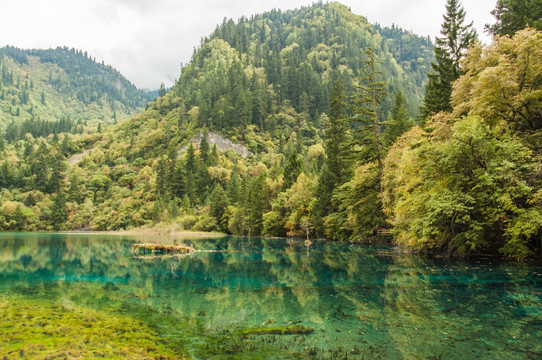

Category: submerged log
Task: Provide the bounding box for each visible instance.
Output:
[242,325,314,335]
[132,243,195,255]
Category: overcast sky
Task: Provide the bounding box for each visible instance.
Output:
[1,0,497,90]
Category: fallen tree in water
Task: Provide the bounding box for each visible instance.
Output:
[132,243,195,255]
[241,325,314,335]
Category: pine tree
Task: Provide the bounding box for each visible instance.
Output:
[314,80,349,235]
[184,143,198,205]
[486,0,542,36]
[51,192,68,230]
[159,83,167,97]
[171,160,186,199]
[325,80,349,185]
[156,157,168,198]
[46,155,64,194]
[420,0,476,121]
[282,152,302,190]
[199,132,210,164]
[384,90,413,146]
[209,184,229,232]
[32,156,48,193]
[247,174,269,235]
[185,143,196,174]
[67,174,82,203]
[351,47,387,194]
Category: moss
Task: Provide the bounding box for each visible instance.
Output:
[0,297,186,359]
[241,325,314,335]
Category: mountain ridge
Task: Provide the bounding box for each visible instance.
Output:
[0,45,153,136]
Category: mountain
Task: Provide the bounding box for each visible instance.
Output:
[174,2,432,138]
[0,46,153,140]
[0,2,434,236]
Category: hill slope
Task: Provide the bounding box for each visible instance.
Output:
[0,2,435,235]
[0,46,153,137]
[173,1,432,138]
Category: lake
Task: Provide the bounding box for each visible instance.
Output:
[0,233,540,359]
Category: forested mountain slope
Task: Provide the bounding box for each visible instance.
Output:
[0,2,438,245]
[0,46,153,140]
[174,2,432,138]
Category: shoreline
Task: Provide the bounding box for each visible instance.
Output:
[61,228,226,238]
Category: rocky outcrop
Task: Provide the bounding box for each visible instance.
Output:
[179,131,250,158]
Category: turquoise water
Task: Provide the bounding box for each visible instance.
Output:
[0,233,541,359]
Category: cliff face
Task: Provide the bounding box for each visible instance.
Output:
[179,131,251,158]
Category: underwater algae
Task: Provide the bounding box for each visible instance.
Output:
[0,233,541,359]
[0,294,186,360]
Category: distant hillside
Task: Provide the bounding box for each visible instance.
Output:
[0,46,153,137]
[172,1,433,139]
[0,2,435,235]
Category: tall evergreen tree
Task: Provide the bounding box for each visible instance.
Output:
[420,0,477,121]
[156,157,168,198]
[384,90,414,146]
[51,192,68,230]
[282,152,302,190]
[199,132,210,164]
[486,0,542,36]
[351,47,387,194]
[171,160,186,199]
[67,174,82,204]
[314,81,349,235]
[209,184,229,232]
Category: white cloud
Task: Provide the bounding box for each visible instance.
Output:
[0,0,497,89]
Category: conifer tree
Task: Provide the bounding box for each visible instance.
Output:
[486,0,542,36]
[156,157,168,198]
[384,90,413,146]
[46,155,64,194]
[184,143,198,205]
[314,81,349,235]
[420,0,476,121]
[282,152,302,190]
[199,132,210,164]
[209,184,229,232]
[51,192,68,230]
[67,174,82,204]
[171,160,186,199]
[158,83,167,97]
[351,47,387,194]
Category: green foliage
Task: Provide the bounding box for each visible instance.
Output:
[383,90,414,146]
[174,2,430,141]
[452,28,542,137]
[420,0,476,121]
[486,0,542,36]
[282,152,302,190]
[209,184,229,232]
[313,81,351,236]
[383,116,541,257]
[51,192,68,230]
[350,47,388,190]
[326,163,384,241]
[0,46,151,134]
[7,4,540,261]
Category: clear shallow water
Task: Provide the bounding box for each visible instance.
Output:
[0,233,541,359]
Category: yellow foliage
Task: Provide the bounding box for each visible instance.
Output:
[208,166,232,182]
[452,28,542,132]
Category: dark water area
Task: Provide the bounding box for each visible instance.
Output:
[0,233,541,359]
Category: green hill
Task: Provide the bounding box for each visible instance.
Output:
[174,2,432,138]
[0,2,435,240]
[0,46,153,139]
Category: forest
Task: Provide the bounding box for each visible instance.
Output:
[0,0,541,259]
[0,46,153,132]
